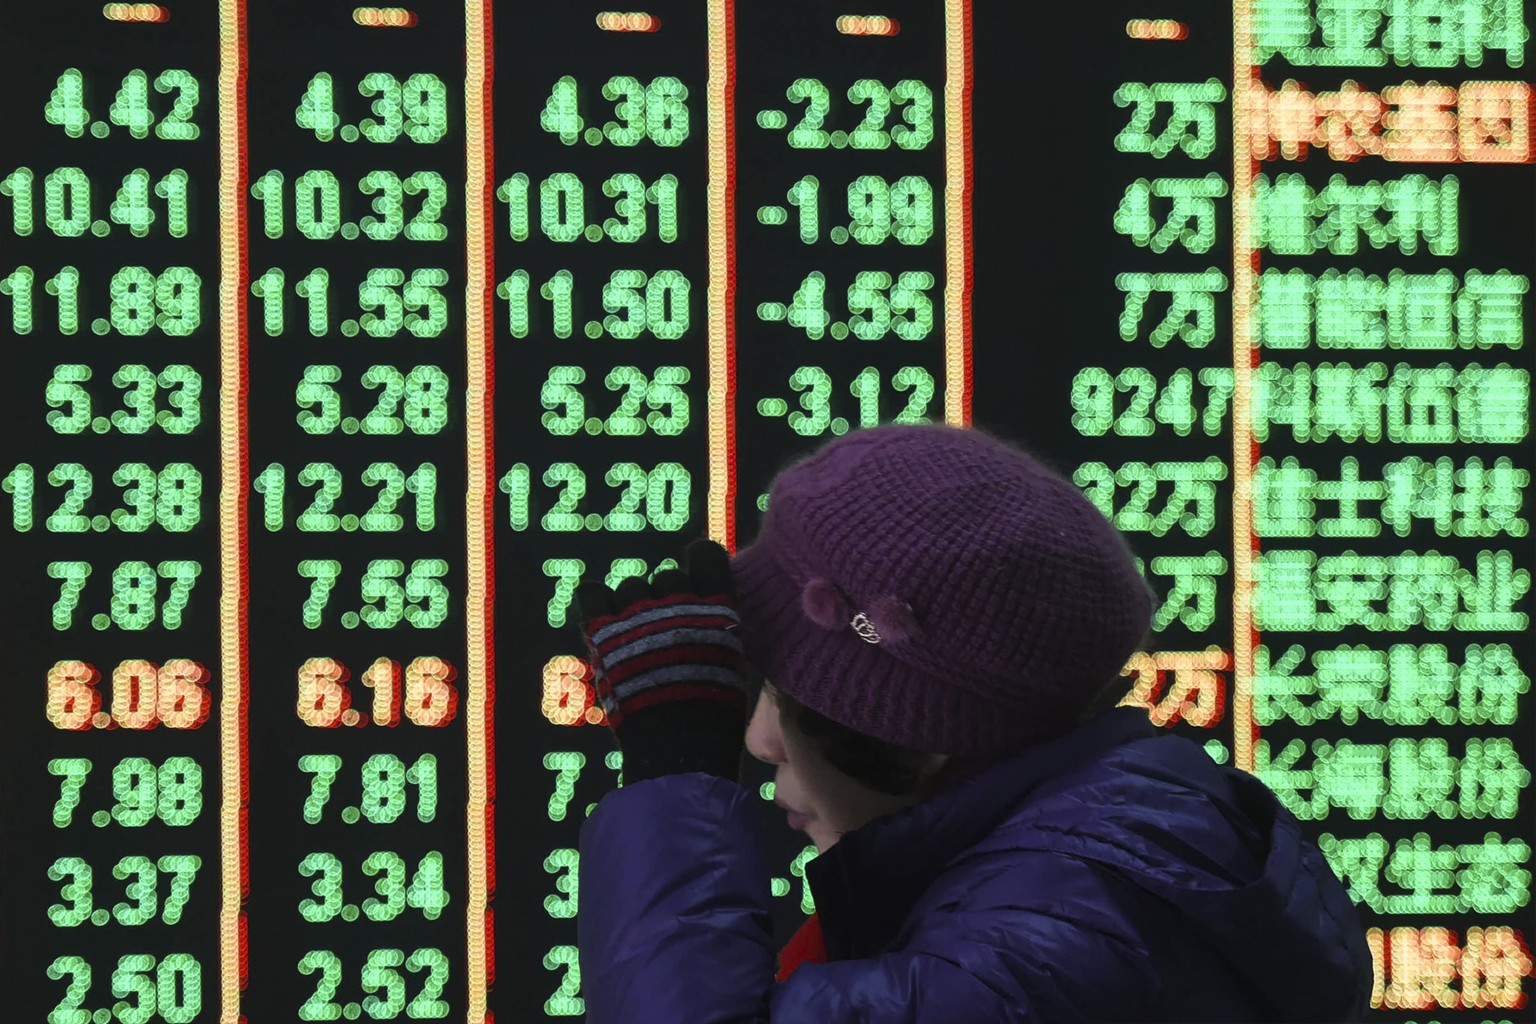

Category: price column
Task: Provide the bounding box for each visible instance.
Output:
[1095,11,1238,753]
[0,5,223,1022]
[243,4,469,1019]
[1244,1,1535,1013]
[491,3,714,1015]
[734,2,957,516]
[732,0,969,944]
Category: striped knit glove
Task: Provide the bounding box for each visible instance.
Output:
[575,538,755,785]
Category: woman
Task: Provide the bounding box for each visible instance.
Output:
[575,424,1373,1022]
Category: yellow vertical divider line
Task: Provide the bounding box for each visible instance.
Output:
[464,0,493,1018]
[1231,0,1257,776]
[706,0,734,546]
[943,0,973,425]
[217,0,248,1020]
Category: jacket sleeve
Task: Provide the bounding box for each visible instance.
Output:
[578,775,1164,1024]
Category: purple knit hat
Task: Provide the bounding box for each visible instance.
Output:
[731,424,1154,759]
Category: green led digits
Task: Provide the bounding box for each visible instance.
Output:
[296,171,341,239]
[1116,269,1229,348]
[759,78,934,150]
[1074,459,1230,537]
[45,559,200,630]
[295,72,448,144]
[44,67,201,140]
[1257,735,1526,822]
[1071,366,1236,437]
[252,461,436,532]
[107,168,190,238]
[47,756,201,828]
[755,365,935,436]
[251,268,446,338]
[544,849,580,919]
[1114,175,1228,254]
[498,463,690,532]
[539,365,690,437]
[0,265,32,332]
[497,269,690,340]
[1258,642,1529,728]
[48,855,201,927]
[1,266,199,336]
[49,758,92,827]
[43,68,90,137]
[572,559,663,601]
[1114,81,1227,158]
[539,75,689,147]
[298,753,438,825]
[1256,173,1459,256]
[47,954,201,1024]
[294,365,450,436]
[1254,549,1529,632]
[298,850,449,923]
[1254,0,1527,67]
[497,172,680,244]
[603,269,688,339]
[298,948,449,1020]
[849,175,934,245]
[773,175,934,245]
[1256,455,1528,539]
[46,167,91,237]
[541,173,584,242]
[295,559,449,630]
[543,753,585,822]
[1260,268,1527,350]
[65,364,201,436]
[757,271,934,341]
[1318,831,1530,915]
[0,167,34,234]
[0,461,200,533]
[249,170,447,242]
[1255,362,1529,443]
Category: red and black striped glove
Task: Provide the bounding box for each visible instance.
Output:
[575,538,755,785]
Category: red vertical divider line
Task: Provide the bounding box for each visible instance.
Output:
[217,0,250,1020]
[1230,0,1260,775]
[464,0,495,1017]
[707,0,737,549]
[944,0,974,425]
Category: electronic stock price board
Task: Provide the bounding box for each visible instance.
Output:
[0,1,1530,1021]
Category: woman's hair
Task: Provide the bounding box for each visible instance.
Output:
[772,688,991,797]
[772,672,1135,798]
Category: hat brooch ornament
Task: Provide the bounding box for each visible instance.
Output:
[800,577,920,647]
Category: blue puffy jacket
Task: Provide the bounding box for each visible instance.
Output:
[578,706,1376,1022]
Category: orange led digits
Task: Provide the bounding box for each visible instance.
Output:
[836,15,901,37]
[102,4,170,22]
[351,7,418,28]
[1126,19,1188,40]
[596,12,660,33]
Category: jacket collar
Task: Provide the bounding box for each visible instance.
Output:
[805,706,1159,960]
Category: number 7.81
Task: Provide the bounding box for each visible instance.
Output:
[298,752,438,825]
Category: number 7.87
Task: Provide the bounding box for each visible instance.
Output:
[47,559,199,630]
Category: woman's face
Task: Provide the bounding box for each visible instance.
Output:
[744,680,948,853]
